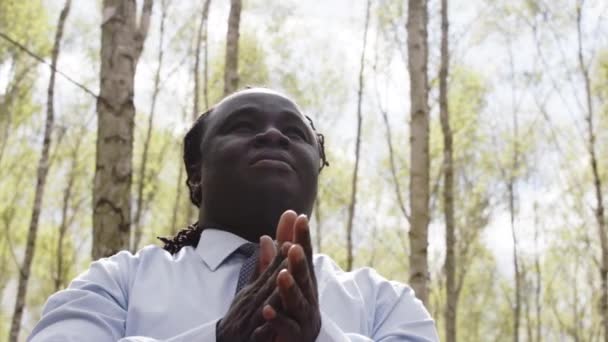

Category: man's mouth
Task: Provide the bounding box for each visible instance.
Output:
[249,152,295,171]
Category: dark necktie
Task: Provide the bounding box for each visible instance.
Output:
[235,242,259,294]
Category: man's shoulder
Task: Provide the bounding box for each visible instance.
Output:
[88,245,195,278]
[97,245,174,264]
[311,253,412,296]
[311,253,432,331]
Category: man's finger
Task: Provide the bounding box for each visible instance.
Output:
[262,305,301,337]
[252,321,275,342]
[265,288,284,312]
[257,235,276,276]
[276,210,297,245]
[276,269,308,323]
[293,215,313,264]
[251,246,286,289]
[253,259,288,305]
[288,244,317,303]
[280,241,293,257]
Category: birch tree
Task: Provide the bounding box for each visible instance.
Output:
[9,1,71,340]
[345,0,371,272]
[133,0,168,251]
[93,0,153,259]
[576,1,608,340]
[407,0,431,306]
[186,0,212,224]
[224,0,242,96]
[438,0,456,339]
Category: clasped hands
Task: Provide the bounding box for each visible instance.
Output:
[217,210,321,342]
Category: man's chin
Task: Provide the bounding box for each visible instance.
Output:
[246,170,297,191]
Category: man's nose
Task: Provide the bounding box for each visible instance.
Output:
[254,127,289,148]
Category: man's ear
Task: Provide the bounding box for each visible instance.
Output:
[183,108,213,207]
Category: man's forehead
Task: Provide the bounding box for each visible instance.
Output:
[213,89,303,117]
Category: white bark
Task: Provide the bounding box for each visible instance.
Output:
[93,0,153,259]
[407,0,431,306]
[223,0,242,96]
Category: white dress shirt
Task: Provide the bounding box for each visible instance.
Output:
[29,229,439,341]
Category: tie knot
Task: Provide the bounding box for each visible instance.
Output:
[235,242,257,258]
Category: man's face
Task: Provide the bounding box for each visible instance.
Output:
[197,89,320,239]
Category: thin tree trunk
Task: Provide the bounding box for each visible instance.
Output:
[573,259,581,342]
[509,179,521,342]
[193,0,211,117]
[372,20,413,242]
[170,166,185,235]
[93,0,153,260]
[314,198,322,253]
[55,137,82,292]
[133,0,168,251]
[203,2,210,110]
[407,0,431,306]
[223,0,242,97]
[170,104,191,234]
[345,0,371,272]
[505,30,521,342]
[9,1,71,340]
[524,265,533,342]
[373,39,410,224]
[534,202,542,342]
[187,0,212,224]
[439,0,456,339]
[576,2,608,341]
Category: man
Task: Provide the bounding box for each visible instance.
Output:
[29,88,439,341]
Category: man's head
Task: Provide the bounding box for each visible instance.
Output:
[177,88,327,243]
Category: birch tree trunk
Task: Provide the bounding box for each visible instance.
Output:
[93,0,153,260]
[576,2,608,340]
[374,35,410,224]
[439,0,456,339]
[533,202,542,342]
[170,103,191,234]
[55,135,83,292]
[133,0,167,251]
[506,33,521,342]
[9,1,71,340]
[314,198,323,253]
[193,0,212,118]
[407,0,430,306]
[345,0,371,272]
[203,1,211,110]
[223,0,242,97]
[508,87,522,342]
[186,0,212,224]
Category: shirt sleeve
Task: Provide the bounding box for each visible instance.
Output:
[117,319,219,342]
[315,267,439,342]
[28,251,219,342]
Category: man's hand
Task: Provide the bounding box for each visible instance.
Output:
[216,211,298,342]
[252,215,321,342]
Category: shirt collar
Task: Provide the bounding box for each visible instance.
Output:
[196,229,249,271]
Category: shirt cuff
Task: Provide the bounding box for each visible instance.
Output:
[118,318,220,342]
[315,312,354,342]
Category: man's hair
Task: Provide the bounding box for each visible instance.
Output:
[158,108,328,254]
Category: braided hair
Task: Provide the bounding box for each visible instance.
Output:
[158,107,329,254]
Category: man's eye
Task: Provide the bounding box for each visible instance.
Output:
[285,127,307,140]
[230,122,255,133]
